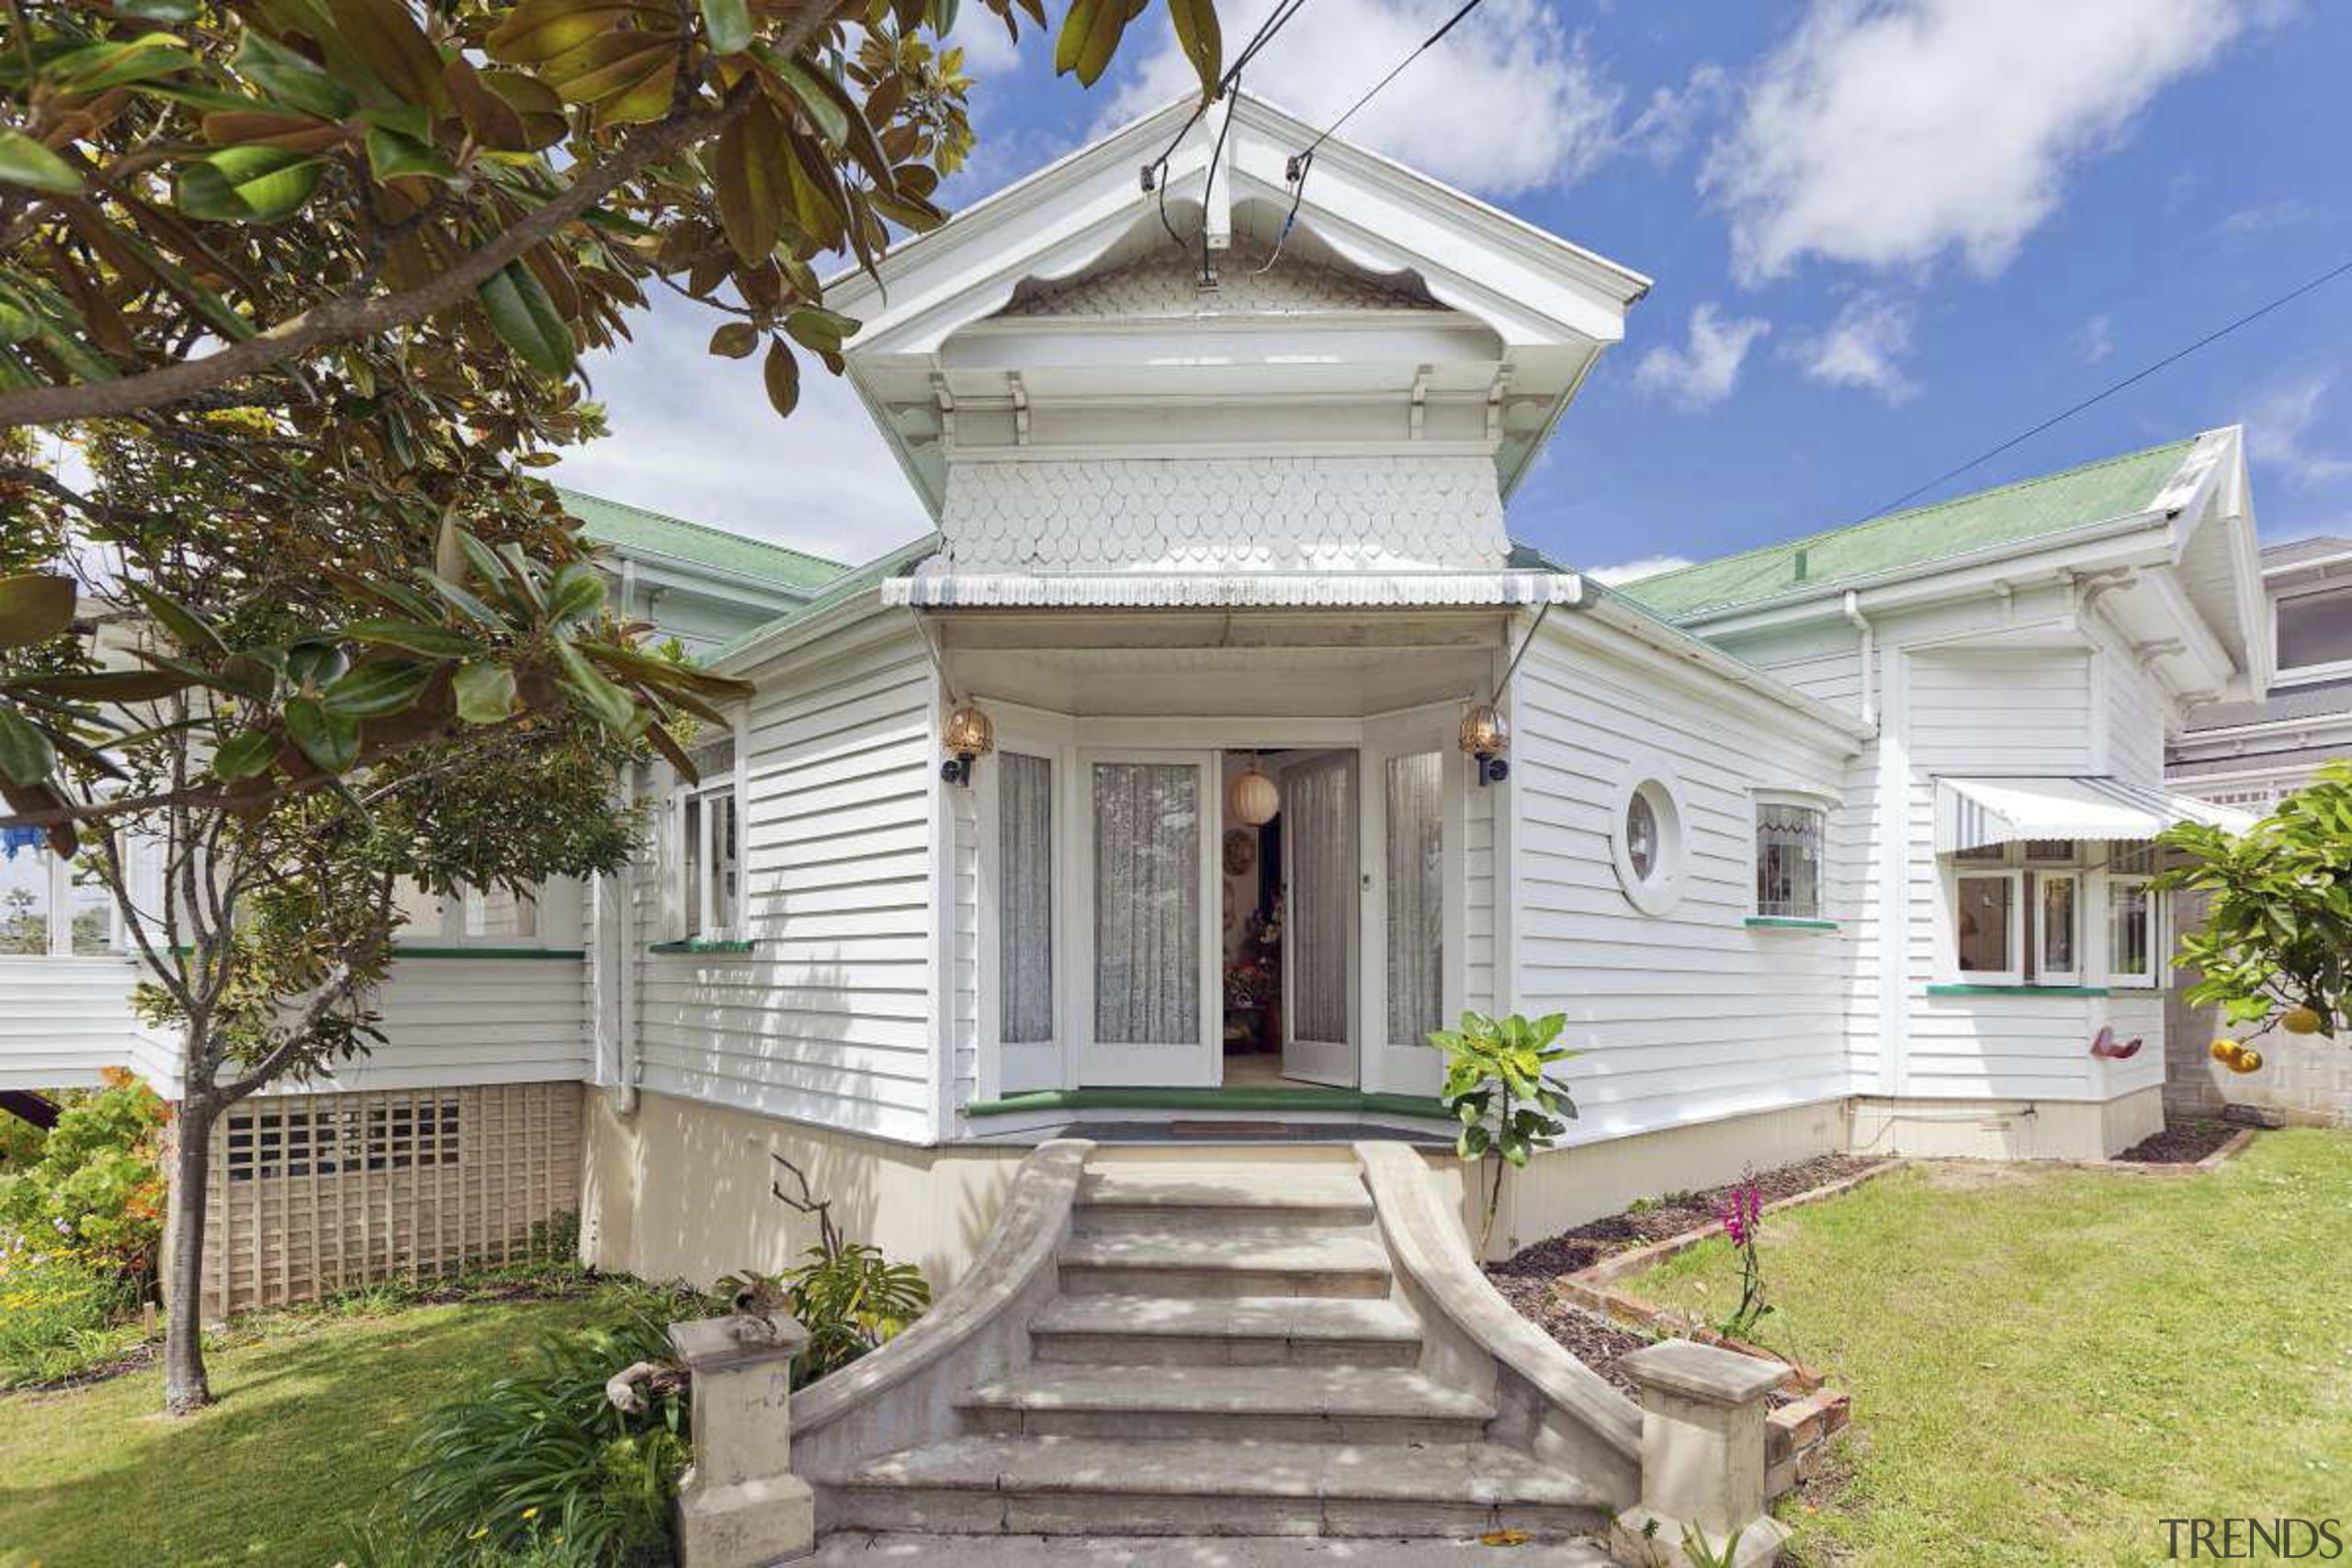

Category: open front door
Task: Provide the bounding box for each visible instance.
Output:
[1360,709,1463,1099]
[1075,750,1220,1087]
[1281,751,1359,1087]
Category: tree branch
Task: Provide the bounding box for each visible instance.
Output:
[0,77,768,432]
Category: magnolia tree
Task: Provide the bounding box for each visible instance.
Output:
[2157,761,2352,1045]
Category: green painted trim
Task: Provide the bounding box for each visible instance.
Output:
[964,1085,1453,1121]
[649,939,757,954]
[393,945,583,961]
[1927,983,2110,998]
[1744,917,1838,931]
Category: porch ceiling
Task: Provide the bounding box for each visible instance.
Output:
[948,641,1497,717]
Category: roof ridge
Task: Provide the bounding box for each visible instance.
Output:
[1627,436,2197,592]
[557,487,846,572]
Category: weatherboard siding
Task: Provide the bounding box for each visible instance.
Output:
[0,957,143,1089]
[631,614,942,1145]
[1508,617,1855,1143]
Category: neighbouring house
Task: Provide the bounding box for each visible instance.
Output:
[0,95,2274,1318]
[2165,536,2352,1125]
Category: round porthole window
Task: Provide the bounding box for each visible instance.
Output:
[1611,761,1687,916]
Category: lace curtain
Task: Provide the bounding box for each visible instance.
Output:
[1385,752,1443,1047]
[1285,755,1354,1044]
[1755,803,1824,918]
[1092,761,1200,1045]
[999,753,1054,1043]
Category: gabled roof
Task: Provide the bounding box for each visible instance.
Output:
[712,533,943,670]
[560,489,844,592]
[2263,535,2352,572]
[1619,439,2198,622]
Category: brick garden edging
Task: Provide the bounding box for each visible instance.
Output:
[2079,1125,2259,1178]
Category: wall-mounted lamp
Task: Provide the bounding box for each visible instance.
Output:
[941,701,994,787]
[1460,703,1510,786]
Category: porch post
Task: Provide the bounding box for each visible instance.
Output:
[1610,1339,1792,1568]
[668,1313,815,1567]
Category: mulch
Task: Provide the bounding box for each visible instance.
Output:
[2116,1119,2238,1164]
[1482,1153,1881,1398]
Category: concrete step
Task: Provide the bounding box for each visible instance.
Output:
[1058,1224,1392,1299]
[1076,1164,1374,1224]
[957,1364,1493,1443]
[1030,1293,1423,1368]
[818,1434,1614,1540]
[807,1533,1624,1567]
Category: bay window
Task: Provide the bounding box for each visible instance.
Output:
[2108,876,2156,987]
[1946,840,2160,988]
[1954,870,2021,982]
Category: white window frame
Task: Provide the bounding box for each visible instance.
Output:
[662,717,748,945]
[1,843,123,958]
[2034,870,2082,987]
[1951,868,2024,986]
[2269,579,2352,689]
[1750,789,1833,921]
[2105,873,2160,989]
[1610,754,1690,918]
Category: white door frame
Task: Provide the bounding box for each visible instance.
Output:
[1359,704,1465,1098]
[1071,747,1222,1088]
[1279,750,1360,1088]
[974,707,1077,1100]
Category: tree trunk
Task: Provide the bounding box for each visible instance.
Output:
[162,1091,220,1416]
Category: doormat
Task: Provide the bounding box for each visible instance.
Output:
[1169,1120,1298,1136]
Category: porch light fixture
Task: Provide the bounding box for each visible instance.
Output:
[1460,704,1510,786]
[941,701,994,787]
[1228,759,1281,827]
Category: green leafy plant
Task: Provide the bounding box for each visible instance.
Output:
[2159,761,2352,1042]
[0,1245,143,1388]
[1680,1522,1747,1568]
[0,1069,168,1280]
[718,1154,931,1388]
[1430,1010,1584,1248]
[398,1309,693,1567]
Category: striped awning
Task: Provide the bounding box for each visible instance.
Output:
[1936,776,2256,854]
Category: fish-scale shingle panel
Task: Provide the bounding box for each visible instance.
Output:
[1001,240,1439,318]
[941,455,1508,573]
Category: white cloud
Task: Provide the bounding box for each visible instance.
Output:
[1623,63,1734,168]
[947,7,1024,75]
[2074,313,2114,365]
[2249,374,2352,489]
[553,291,933,566]
[1795,292,1917,401]
[1588,555,1694,586]
[1633,303,1771,410]
[1705,0,2262,283]
[2221,197,2316,243]
[1102,0,1626,197]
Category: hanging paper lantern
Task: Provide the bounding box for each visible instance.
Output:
[1228,762,1280,827]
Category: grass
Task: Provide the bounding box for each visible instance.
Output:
[0,1293,612,1568]
[1622,1129,2352,1567]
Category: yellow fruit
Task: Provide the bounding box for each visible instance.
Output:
[2231,1048,2265,1075]
[2210,1039,2242,1064]
[2283,1006,2324,1035]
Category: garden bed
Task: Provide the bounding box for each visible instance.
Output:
[1488,1153,1887,1279]
[2114,1117,2245,1165]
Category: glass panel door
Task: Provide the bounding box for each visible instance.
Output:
[1080,754,1216,1086]
[1385,751,1444,1051]
[1282,751,1358,1087]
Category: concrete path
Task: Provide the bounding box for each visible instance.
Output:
[806,1534,1620,1566]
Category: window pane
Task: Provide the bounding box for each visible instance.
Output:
[2040,876,2075,974]
[2109,880,2152,978]
[68,859,112,954]
[2109,840,2159,875]
[1756,804,1824,919]
[1385,753,1444,1048]
[2024,840,2074,863]
[2277,588,2352,670]
[683,795,703,938]
[709,791,739,931]
[1000,752,1054,1044]
[1284,756,1354,1044]
[1956,876,2013,973]
[1092,762,1200,1046]
[1,847,51,954]
[1626,792,1659,880]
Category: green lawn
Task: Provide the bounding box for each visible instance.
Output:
[0,1296,607,1568]
[1623,1129,2352,1567]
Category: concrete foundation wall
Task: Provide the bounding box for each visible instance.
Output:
[1847,1086,2162,1161]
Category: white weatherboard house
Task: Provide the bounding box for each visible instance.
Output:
[0,90,2285,1558]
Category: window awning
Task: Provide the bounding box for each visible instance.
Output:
[1936,776,2256,854]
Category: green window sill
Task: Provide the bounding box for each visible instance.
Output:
[649,939,756,954]
[1745,917,1838,931]
[1927,983,2110,998]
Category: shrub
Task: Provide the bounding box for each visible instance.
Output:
[1430,1010,1584,1248]
[0,1246,142,1387]
[0,1069,168,1280]
[395,1307,695,1567]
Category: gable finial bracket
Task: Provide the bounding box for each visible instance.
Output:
[1485,363,1514,443]
[1007,371,1030,447]
[928,371,957,451]
[1409,365,1431,440]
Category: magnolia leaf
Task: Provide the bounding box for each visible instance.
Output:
[0,706,56,787]
[283,696,360,773]
[546,562,606,626]
[451,661,519,724]
[0,130,85,197]
[210,727,281,782]
[435,513,468,585]
[344,617,478,658]
[783,306,857,355]
[699,0,754,54]
[421,571,508,631]
[364,124,460,184]
[712,103,787,263]
[5,669,191,702]
[767,53,851,146]
[1166,0,1223,98]
[49,32,200,93]
[553,639,636,730]
[324,0,448,110]
[709,321,760,358]
[230,31,359,120]
[444,56,534,152]
[763,336,799,418]
[321,660,434,717]
[478,261,575,377]
[128,584,228,659]
[0,574,75,650]
[285,638,351,691]
[175,146,323,223]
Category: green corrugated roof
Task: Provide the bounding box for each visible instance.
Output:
[1618,438,2197,621]
[711,533,942,665]
[560,488,844,592]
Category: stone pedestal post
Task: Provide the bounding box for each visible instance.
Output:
[669,1313,816,1568]
[1609,1339,1792,1568]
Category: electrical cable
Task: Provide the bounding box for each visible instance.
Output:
[1140,0,1313,254]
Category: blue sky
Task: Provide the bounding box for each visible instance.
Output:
[552,0,2352,580]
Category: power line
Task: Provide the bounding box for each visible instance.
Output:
[1256,0,1490,273]
[1851,253,2352,525]
[1141,0,1313,253]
